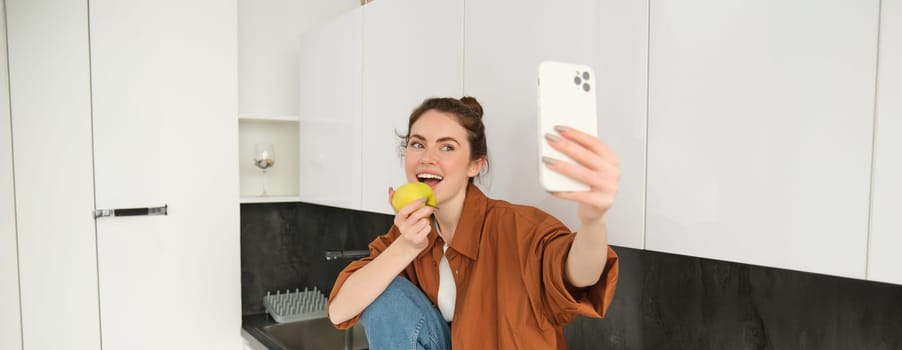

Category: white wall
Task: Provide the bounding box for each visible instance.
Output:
[238,0,359,116]
[1,2,23,349]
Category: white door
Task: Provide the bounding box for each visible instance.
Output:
[90,0,241,348]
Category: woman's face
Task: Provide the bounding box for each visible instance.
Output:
[404,110,483,206]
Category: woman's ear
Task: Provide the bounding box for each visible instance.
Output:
[467,157,486,178]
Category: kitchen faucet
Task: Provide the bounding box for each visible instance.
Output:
[324,250,370,261]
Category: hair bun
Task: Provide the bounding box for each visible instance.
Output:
[459,96,484,119]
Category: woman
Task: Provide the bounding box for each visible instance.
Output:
[328,96,619,349]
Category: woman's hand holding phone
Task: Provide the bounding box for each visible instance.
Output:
[537,61,620,224]
[542,126,620,224]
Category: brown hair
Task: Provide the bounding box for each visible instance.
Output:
[399,96,489,182]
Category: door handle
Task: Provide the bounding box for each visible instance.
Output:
[94,204,167,218]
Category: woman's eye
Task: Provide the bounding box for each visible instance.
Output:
[408,142,424,149]
[441,144,454,152]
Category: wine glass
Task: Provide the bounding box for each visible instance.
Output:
[253,144,275,196]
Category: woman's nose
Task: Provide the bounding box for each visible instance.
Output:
[420,147,438,164]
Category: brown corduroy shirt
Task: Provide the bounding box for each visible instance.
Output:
[329,184,619,349]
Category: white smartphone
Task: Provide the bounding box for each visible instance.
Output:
[537,61,598,192]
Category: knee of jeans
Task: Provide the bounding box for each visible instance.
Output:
[361,276,415,320]
[382,276,419,299]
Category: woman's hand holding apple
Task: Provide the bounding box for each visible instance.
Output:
[388,186,435,254]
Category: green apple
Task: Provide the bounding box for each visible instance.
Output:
[391,182,436,212]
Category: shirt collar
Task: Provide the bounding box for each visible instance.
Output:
[447,183,488,260]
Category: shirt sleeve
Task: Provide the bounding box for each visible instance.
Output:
[327,227,401,330]
[521,216,620,327]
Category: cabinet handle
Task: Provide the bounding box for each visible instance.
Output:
[94,204,167,218]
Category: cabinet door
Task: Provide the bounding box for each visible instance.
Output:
[90,0,241,348]
[0,4,22,350]
[464,0,648,247]
[298,8,363,209]
[360,0,464,214]
[867,0,902,285]
[6,1,101,348]
[646,0,880,278]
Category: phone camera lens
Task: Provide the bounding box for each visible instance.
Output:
[573,76,581,85]
[583,83,591,92]
[582,71,590,80]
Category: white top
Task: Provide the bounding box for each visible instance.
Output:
[437,243,456,322]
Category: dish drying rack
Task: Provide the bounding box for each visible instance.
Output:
[263,287,328,323]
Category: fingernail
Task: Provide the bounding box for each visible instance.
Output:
[542,156,556,164]
[544,133,561,142]
[554,125,570,132]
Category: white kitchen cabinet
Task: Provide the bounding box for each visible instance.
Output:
[7,0,101,348]
[463,0,648,248]
[646,0,880,279]
[867,0,902,286]
[298,8,363,209]
[0,4,22,350]
[359,0,464,214]
[7,0,242,349]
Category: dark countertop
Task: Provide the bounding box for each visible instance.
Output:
[242,314,286,350]
[242,313,369,350]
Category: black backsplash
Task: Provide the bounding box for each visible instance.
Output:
[241,201,902,349]
[240,201,393,315]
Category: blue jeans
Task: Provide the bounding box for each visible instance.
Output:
[360,276,452,350]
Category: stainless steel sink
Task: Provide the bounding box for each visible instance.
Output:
[262,317,368,350]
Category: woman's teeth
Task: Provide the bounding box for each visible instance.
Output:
[417,174,443,181]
